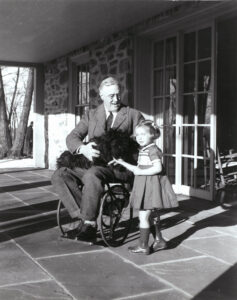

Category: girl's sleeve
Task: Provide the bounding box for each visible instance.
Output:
[148,146,162,163]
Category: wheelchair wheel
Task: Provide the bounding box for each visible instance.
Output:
[57,200,82,238]
[98,184,133,247]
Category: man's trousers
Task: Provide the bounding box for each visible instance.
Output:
[51,166,133,221]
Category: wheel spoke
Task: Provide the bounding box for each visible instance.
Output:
[98,185,133,247]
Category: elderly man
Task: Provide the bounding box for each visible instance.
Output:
[52,76,144,241]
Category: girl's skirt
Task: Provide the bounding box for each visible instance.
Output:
[130,173,178,210]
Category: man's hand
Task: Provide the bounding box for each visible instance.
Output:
[79,142,100,161]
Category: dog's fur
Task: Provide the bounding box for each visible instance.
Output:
[56,129,139,170]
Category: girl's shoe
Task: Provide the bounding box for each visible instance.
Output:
[128,227,151,255]
[151,213,167,253]
[152,239,167,253]
[128,244,150,255]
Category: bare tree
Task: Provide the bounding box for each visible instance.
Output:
[9,68,34,157]
[8,67,20,128]
[0,67,12,158]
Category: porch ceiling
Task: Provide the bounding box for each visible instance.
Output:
[0,0,175,64]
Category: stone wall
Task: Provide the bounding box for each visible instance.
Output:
[89,35,133,107]
[44,33,134,169]
[44,57,69,115]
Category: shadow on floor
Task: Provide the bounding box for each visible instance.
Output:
[192,263,237,300]
[0,200,58,223]
[166,198,237,249]
[0,180,52,193]
[0,213,57,243]
[0,167,45,174]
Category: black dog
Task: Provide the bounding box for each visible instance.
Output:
[56,129,139,171]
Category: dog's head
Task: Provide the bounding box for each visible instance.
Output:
[93,129,139,166]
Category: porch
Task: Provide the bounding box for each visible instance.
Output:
[0,162,236,299]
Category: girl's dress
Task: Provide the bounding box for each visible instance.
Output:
[130,143,178,210]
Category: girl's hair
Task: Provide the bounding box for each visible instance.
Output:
[135,120,160,139]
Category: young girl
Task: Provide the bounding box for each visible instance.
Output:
[110,120,178,255]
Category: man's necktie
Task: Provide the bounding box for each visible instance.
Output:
[106,112,113,131]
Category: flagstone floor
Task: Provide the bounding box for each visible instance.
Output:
[0,162,237,299]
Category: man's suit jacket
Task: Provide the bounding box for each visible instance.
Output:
[66,104,144,153]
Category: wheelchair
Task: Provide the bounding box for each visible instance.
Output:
[57,181,133,247]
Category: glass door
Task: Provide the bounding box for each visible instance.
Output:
[180,26,215,200]
[153,25,216,200]
[153,36,177,185]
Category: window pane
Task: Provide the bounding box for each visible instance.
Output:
[81,72,88,104]
[198,126,210,156]
[182,126,194,155]
[164,126,176,154]
[154,41,164,68]
[184,63,195,93]
[198,60,211,92]
[196,159,210,190]
[182,157,194,186]
[198,94,211,124]
[166,37,176,65]
[154,99,164,145]
[165,67,176,95]
[183,95,195,124]
[198,27,211,59]
[164,95,176,154]
[184,32,196,62]
[163,156,175,184]
[154,99,163,121]
[164,97,176,125]
[76,63,90,118]
[154,70,163,96]
[75,105,89,123]
[77,71,81,104]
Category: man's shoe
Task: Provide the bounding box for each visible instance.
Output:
[63,219,83,239]
[128,244,150,255]
[76,223,97,242]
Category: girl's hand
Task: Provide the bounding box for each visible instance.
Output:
[108,158,137,174]
[108,158,125,166]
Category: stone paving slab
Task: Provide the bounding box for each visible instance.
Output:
[144,256,230,298]
[9,190,58,205]
[183,235,237,264]
[0,194,25,212]
[0,178,25,188]
[0,205,49,224]
[192,263,237,300]
[0,241,50,286]
[0,181,52,194]
[188,206,237,223]
[41,185,58,194]
[0,280,73,300]
[4,171,50,179]
[115,288,190,300]
[14,226,103,259]
[161,219,220,242]
[112,239,202,266]
[29,169,54,177]
[38,250,169,300]
[1,167,237,299]
[0,214,57,243]
[188,213,237,237]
